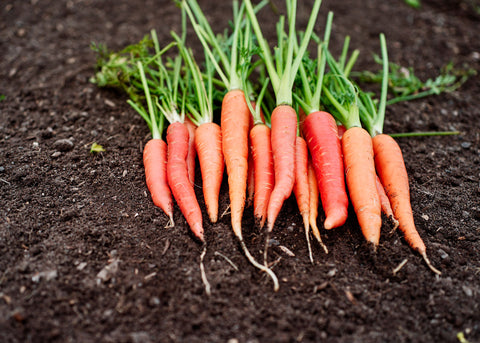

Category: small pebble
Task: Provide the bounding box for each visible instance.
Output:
[53,138,74,152]
[51,151,61,158]
[461,142,471,149]
[462,285,473,297]
[438,249,449,259]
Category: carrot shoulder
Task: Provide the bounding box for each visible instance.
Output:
[167,122,204,241]
[342,127,382,246]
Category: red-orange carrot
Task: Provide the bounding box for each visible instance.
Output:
[221,89,251,239]
[373,134,440,274]
[303,112,349,230]
[195,122,224,223]
[342,127,382,247]
[143,138,174,225]
[250,123,274,228]
[167,122,204,241]
[292,136,313,261]
[184,118,197,186]
[307,160,328,253]
[375,173,399,229]
[266,105,297,232]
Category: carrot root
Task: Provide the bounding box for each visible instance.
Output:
[373,133,440,274]
[143,138,174,226]
[303,112,349,230]
[343,127,382,246]
[195,122,224,223]
[167,122,204,241]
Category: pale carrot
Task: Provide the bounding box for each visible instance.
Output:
[342,127,382,247]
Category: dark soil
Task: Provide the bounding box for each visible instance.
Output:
[1,0,479,342]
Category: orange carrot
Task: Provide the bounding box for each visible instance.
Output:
[307,159,328,253]
[143,138,174,225]
[184,118,197,186]
[250,123,274,228]
[166,122,204,241]
[303,112,349,230]
[221,89,251,239]
[266,104,297,232]
[342,127,382,247]
[373,134,440,274]
[195,122,224,223]
[375,173,399,229]
[292,136,312,261]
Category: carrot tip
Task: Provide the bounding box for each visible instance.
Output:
[421,251,442,275]
[323,211,347,230]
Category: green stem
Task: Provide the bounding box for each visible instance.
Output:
[390,131,460,138]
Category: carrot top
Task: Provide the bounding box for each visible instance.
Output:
[244,0,322,107]
[294,11,333,115]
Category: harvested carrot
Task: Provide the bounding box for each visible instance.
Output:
[358,34,440,274]
[342,127,382,246]
[245,0,322,236]
[195,122,223,223]
[294,12,348,230]
[185,0,279,290]
[303,112,348,230]
[172,30,225,224]
[250,123,274,228]
[143,139,174,225]
[266,104,297,232]
[167,122,204,241]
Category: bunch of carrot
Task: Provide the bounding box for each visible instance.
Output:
[91,0,444,293]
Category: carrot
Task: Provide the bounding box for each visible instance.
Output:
[143,139,174,225]
[221,89,251,237]
[342,127,382,246]
[194,122,223,223]
[184,118,197,186]
[184,0,279,290]
[303,112,348,230]
[358,34,440,274]
[266,104,297,232]
[250,123,274,228]
[245,0,322,235]
[307,160,328,253]
[375,173,398,229]
[172,30,225,225]
[167,122,204,241]
[292,136,313,262]
[294,12,348,230]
